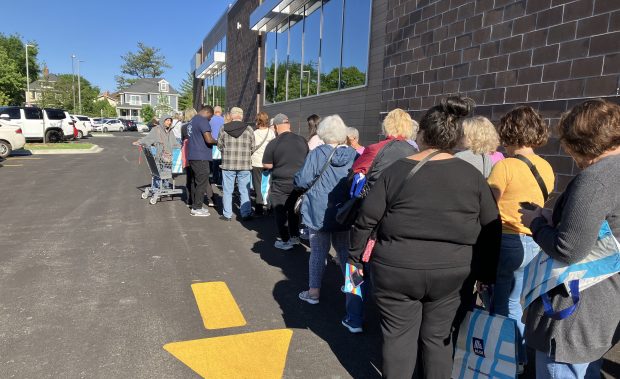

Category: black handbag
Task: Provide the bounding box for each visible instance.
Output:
[335,140,399,225]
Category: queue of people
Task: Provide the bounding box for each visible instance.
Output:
[141,96,619,379]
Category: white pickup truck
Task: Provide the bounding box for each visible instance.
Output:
[0,106,75,142]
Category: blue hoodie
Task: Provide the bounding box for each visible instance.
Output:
[294,144,357,232]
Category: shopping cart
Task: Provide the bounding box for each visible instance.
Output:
[139,143,183,205]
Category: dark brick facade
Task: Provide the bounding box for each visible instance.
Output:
[226,0,261,123]
[383,0,620,194]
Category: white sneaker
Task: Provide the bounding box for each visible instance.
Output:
[289,236,301,245]
[190,208,210,217]
[274,240,294,250]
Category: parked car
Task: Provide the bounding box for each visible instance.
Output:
[0,124,26,158]
[70,115,93,139]
[119,119,137,131]
[136,122,149,132]
[0,106,74,142]
[94,118,124,132]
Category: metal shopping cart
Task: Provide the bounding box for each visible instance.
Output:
[139,143,183,205]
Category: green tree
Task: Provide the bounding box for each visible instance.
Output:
[91,100,117,118]
[0,33,40,105]
[116,42,171,90]
[141,104,155,123]
[34,74,100,113]
[0,46,25,105]
[178,72,194,111]
[155,93,173,117]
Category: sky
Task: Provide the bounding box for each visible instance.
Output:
[1,0,233,93]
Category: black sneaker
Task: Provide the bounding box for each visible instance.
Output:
[219,215,232,221]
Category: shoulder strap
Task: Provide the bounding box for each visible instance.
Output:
[371,150,444,237]
[367,139,399,176]
[514,154,549,202]
[254,129,271,152]
[481,154,490,178]
[305,146,339,192]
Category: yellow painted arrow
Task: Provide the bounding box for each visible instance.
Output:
[164,282,293,378]
[164,329,293,379]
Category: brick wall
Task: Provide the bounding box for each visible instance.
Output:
[227,0,261,123]
[382,0,620,194]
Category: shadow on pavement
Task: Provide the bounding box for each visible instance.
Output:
[244,213,383,379]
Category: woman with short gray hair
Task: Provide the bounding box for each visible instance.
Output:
[346,127,365,155]
[293,115,362,332]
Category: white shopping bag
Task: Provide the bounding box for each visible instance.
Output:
[212,145,222,160]
[452,308,518,379]
[521,221,620,317]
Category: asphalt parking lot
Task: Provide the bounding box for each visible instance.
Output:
[0,133,618,378]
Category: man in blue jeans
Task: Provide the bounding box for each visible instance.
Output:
[216,107,255,221]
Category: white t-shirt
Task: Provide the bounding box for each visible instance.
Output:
[251,128,276,167]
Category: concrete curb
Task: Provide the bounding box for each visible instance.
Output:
[90,133,114,138]
[13,145,104,155]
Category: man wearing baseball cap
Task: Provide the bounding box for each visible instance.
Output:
[262,114,309,250]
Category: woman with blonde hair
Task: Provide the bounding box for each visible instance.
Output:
[455,116,501,178]
[251,111,276,215]
[351,108,417,187]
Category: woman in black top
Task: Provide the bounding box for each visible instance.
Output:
[349,97,501,379]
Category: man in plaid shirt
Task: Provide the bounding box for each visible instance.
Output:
[217,107,255,221]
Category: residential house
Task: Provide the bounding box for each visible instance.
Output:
[26,67,58,106]
[96,91,119,107]
[116,78,179,121]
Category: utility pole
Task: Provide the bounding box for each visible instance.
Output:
[24,44,33,105]
[71,54,76,112]
[77,60,84,114]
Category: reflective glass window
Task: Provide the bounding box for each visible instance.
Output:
[302,0,321,98]
[287,8,304,101]
[341,0,371,89]
[264,30,276,104]
[320,0,344,94]
[275,21,289,102]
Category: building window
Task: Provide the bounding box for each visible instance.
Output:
[302,0,321,98]
[263,0,371,104]
[264,30,277,104]
[129,95,142,106]
[341,0,371,89]
[159,81,169,92]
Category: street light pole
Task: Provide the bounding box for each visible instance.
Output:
[24,44,33,105]
[77,60,84,114]
[71,54,76,113]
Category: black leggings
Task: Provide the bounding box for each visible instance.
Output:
[270,186,300,242]
[371,261,470,379]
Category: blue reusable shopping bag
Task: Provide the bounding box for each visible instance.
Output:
[261,170,271,204]
[521,221,620,320]
[171,148,182,174]
[452,308,518,379]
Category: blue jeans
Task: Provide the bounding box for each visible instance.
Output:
[222,170,251,219]
[494,233,540,364]
[536,351,603,379]
[308,228,365,328]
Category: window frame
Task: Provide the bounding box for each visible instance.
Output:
[24,108,43,120]
[129,95,142,106]
[262,0,372,105]
[159,81,169,92]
